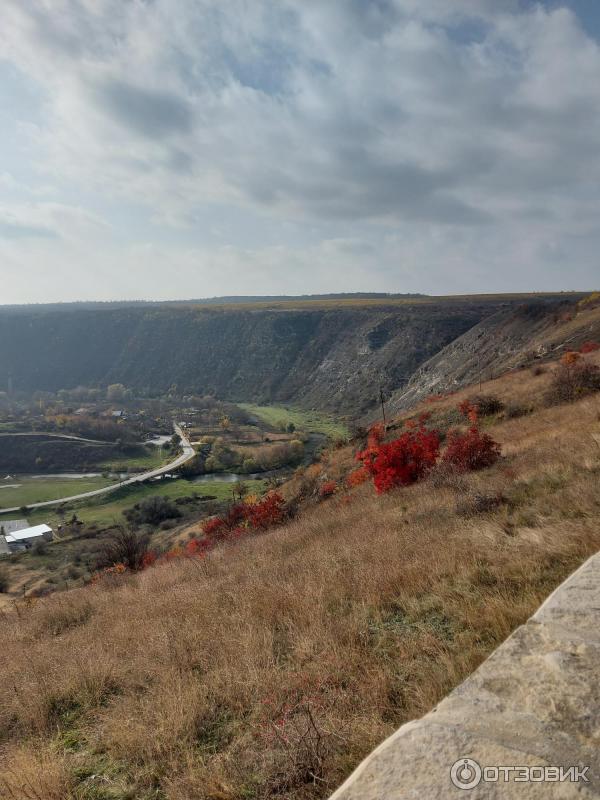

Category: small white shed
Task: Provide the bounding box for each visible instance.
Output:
[4,524,53,552]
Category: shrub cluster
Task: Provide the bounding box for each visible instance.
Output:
[94,493,286,580]
[200,492,286,542]
[442,427,501,472]
[545,352,600,405]
[460,395,504,417]
[356,416,440,494]
[355,405,502,495]
[123,495,182,527]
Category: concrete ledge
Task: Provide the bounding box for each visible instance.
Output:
[330,553,600,799]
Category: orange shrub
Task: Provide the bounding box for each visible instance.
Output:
[319,480,337,498]
[346,467,369,488]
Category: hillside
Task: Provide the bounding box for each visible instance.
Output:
[0,295,578,415]
[386,300,600,413]
[1,345,599,799]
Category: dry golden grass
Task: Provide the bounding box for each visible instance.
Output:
[1,383,600,799]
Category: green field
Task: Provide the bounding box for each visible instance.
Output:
[0,476,116,510]
[238,403,349,439]
[20,477,267,528]
[98,448,170,472]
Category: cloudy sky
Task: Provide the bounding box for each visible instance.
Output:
[1,0,599,303]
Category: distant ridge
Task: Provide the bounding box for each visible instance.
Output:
[0,292,428,312]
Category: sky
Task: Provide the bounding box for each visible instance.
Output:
[1,0,600,303]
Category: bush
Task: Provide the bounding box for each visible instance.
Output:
[580,341,600,354]
[0,567,8,593]
[32,539,48,556]
[98,528,152,571]
[346,467,369,488]
[545,356,600,405]
[442,427,501,472]
[319,480,337,499]
[469,395,504,416]
[123,495,182,527]
[201,492,286,543]
[357,417,440,494]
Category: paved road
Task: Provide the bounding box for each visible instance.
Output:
[0,424,195,515]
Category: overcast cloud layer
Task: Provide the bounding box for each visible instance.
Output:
[1,0,599,302]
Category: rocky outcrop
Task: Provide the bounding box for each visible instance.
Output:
[329,553,600,799]
[386,301,600,413]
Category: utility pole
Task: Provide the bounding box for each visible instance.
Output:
[379,387,387,428]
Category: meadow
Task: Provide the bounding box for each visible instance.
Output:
[21,477,268,529]
[0,476,115,511]
[239,403,349,439]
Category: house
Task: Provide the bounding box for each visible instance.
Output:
[2,524,53,553]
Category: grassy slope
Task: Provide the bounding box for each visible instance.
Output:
[1,356,600,799]
[97,448,171,471]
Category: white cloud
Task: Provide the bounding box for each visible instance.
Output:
[1,0,599,300]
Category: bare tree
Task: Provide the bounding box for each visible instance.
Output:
[99,527,150,571]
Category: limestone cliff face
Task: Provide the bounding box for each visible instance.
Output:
[0,302,489,414]
[1,298,587,415]
[385,301,600,414]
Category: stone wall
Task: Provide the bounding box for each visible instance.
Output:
[330,553,600,798]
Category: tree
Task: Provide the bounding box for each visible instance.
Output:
[233,480,248,501]
[107,383,127,402]
[123,496,182,527]
[99,528,151,571]
[219,415,231,431]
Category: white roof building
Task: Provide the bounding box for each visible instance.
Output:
[1,524,53,553]
[4,524,52,543]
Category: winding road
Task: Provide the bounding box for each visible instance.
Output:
[0,424,195,515]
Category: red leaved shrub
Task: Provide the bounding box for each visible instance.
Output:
[246,492,286,528]
[442,427,501,472]
[580,340,600,354]
[202,492,286,541]
[357,418,440,494]
[141,551,158,569]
